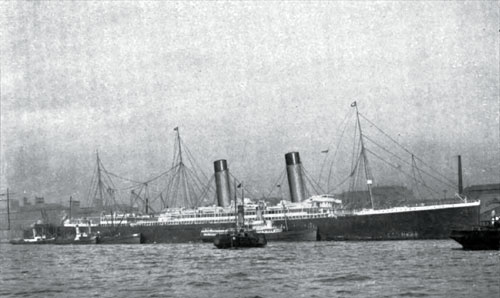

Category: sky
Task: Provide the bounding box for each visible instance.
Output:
[1,1,499,206]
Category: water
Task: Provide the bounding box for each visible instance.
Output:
[0,240,499,298]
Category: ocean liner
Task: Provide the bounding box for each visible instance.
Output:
[62,104,480,243]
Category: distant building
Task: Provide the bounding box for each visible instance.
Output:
[71,200,81,209]
[0,195,142,242]
[8,203,68,230]
[463,183,500,221]
[35,196,45,205]
[0,197,93,232]
[9,199,20,211]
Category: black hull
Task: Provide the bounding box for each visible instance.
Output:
[61,203,480,244]
[263,228,317,241]
[450,229,500,250]
[313,204,479,241]
[214,232,267,249]
[97,233,144,244]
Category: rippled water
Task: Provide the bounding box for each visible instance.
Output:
[1,240,499,297]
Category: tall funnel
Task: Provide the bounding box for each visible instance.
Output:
[214,160,231,207]
[285,152,306,203]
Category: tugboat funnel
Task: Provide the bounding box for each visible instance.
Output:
[285,152,306,203]
[214,160,231,207]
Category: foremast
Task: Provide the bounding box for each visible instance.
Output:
[352,101,375,209]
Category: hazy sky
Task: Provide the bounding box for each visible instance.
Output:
[1,1,499,205]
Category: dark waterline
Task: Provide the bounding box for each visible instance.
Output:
[1,240,499,298]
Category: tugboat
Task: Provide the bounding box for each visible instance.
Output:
[202,201,317,242]
[201,221,289,243]
[9,223,56,245]
[450,212,500,250]
[213,184,267,249]
[214,228,267,249]
[55,223,98,245]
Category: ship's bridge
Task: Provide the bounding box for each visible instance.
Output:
[275,195,342,210]
[307,195,342,206]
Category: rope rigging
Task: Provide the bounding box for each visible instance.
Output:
[302,165,326,195]
[318,108,355,187]
[228,172,257,200]
[84,127,212,213]
[264,168,287,199]
[320,102,462,209]
[362,132,456,189]
[328,151,362,194]
[364,147,441,197]
[358,112,457,187]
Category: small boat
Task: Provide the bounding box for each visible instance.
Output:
[450,215,500,250]
[201,221,317,242]
[214,229,267,249]
[203,200,317,243]
[10,237,55,245]
[214,187,267,249]
[96,232,143,244]
[10,224,55,245]
[55,224,98,245]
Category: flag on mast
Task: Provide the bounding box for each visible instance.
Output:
[350,101,357,107]
[173,126,178,131]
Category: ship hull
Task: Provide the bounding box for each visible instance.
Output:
[313,203,480,241]
[54,236,98,245]
[97,233,144,244]
[64,203,480,244]
[260,228,317,241]
[450,229,500,250]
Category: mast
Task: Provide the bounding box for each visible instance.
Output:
[234,180,238,231]
[241,182,244,230]
[176,127,183,165]
[164,126,209,209]
[352,102,375,209]
[69,196,72,219]
[110,188,115,228]
[96,150,104,210]
[145,183,149,214]
[176,127,192,207]
[239,182,244,230]
[458,155,463,195]
[6,188,10,231]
